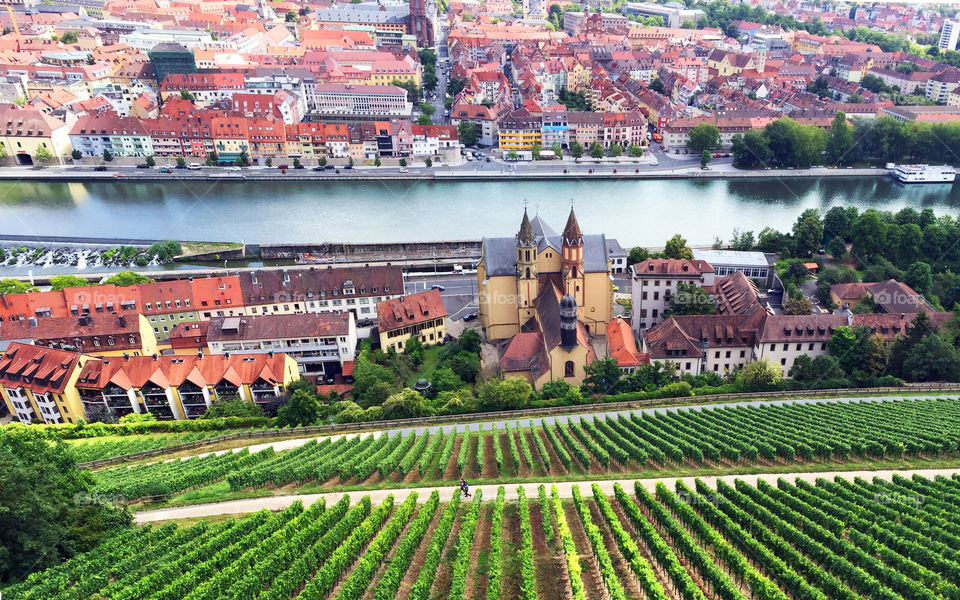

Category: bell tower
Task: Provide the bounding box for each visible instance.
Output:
[517,207,538,322]
[561,206,584,307]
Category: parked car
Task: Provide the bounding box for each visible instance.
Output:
[277,164,289,170]
[399,167,408,173]
[312,166,325,171]
[712,153,722,158]
[94,165,107,171]
[659,144,665,150]
[225,166,241,171]
[343,164,352,169]
[485,157,491,162]
[187,163,202,170]
[462,312,477,321]
[136,163,150,169]
[294,163,305,169]
[158,166,172,173]
[431,284,445,291]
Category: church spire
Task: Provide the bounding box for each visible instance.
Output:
[562,207,583,247]
[517,207,536,247]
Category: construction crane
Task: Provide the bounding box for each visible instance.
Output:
[5,5,20,39]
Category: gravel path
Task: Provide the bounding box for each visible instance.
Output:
[134,466,960,523]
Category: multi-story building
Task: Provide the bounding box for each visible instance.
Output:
[308,83,412,121]
[138,279,200,341]
[206,313,357,378]
[691,249,777,287]
[147,43,197,88]
[941,19,960,51]
[377,289,447,352]
[239,266,403,322]
[69,112,154,158]
[75,352,300,419]
[0,342,90,424]
[0,313,158,357]
[630,258,715,333]
[498,108,542,150]
[158,73,246,107]
[0,104,72,166]
[925,70,960,104]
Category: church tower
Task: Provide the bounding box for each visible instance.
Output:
[517,208,539,323]
[561,207,584,307]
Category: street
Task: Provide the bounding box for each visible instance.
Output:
[404,272,478,321]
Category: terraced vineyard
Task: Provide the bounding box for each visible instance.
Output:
[7,473,960,600]
[65,431,228,463]
[90,397,960,501]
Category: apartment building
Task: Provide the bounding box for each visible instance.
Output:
[0,313,158,358]
[377,289,448,352]
[75,352,300,420]
[0,342,90,424]
[206,313,357,378]
[308,83,412,121]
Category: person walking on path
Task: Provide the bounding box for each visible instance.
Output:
[459,478,471,498]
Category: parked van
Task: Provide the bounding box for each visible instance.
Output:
[187,163,202,170]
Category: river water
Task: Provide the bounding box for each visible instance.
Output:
[1,176,958,247]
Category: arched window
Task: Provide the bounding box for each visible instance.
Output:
[564,361,575,377]
[525,267,531,279]
[525,250,530,261]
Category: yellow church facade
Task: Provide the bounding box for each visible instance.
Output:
[477,208,615,342]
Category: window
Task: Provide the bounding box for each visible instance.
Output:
[714,351,720,359]
[821,343,827,350]
[642,292,648,300]
[564,361,575,377]
[808,343,814,351]
[740,350,745,358]
[780,358,786,365]
[782,344,789,351]
[725,351,731,358]
[769,344,775,351]
[653,292,659,301]
[652,309,658,317]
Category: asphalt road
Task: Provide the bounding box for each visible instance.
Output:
[405,272,478,320]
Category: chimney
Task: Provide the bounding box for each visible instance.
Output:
[225,352,230,358]
[900,312,906,319]
[123,352,129,361]
[268,350,274,358]
[198,350,203,359]
[118,314,127,328]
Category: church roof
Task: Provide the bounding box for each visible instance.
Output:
[482,213,609,278]
[518,209,536,247]
[562,208,583,247]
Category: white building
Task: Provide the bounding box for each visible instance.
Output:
[206,313,357,378]
[941,19,960,51]
[69,112,154,157]
[308,83,412,120]
[691,249,777,287]
[630,258,716,333]
[119,29,214,53]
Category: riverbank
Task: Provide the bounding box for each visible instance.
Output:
[0,163,888,182]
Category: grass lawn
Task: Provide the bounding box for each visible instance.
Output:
[405,345,445,387]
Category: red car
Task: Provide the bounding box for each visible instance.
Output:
[712,153,722,158]
[659,144,665,150]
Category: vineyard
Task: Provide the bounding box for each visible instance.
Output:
[89,397,960,502]
[6,472,960,600]
[65,431,228,463]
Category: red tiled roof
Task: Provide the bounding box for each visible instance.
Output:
[75,352,291,390]
[0,313,142,351]
[377,290,447,332]
[607,316,647,367]
[633,258,714,275]
[499,331,550,379]
[207,313,351,342]
[0,342,81,394]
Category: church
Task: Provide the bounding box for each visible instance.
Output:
[476,208,615,386]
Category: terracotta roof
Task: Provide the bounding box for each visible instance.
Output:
[831,279,931,313]
[633,258,714,276]
[207,312,351,342]
[499,331,550,379]
[0,313,142,352]
[377,289,447,331]
[711,271,764,315]
[607,316,647,367]
[240,266,402,306]
[76,352,290,390]
[316,383,354,398]
[0,342,82,394]
[168,321,208,349]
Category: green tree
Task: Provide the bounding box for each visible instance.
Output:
[888,311,934,377]
[823,206,858,241]
[285,10,298,21]
[792,209,823,257]
[590,142,605,159]
[729,229,755,251]
[863,333,888,376]
[0,279,37,294]
[205,151,217,166]
[789,354,844,381]
[904,261,933,297]
[457,121,479,147]
[404,337,425,366]
[179,89,194,101]
[373,156,381,167]
[506,150,519,161]
[688,123,721,153]
[353,350,396,399]
[609,143,623,157]
[583,357,622,395]
[416,114,432,125]
[850,209,888,260]
[552,142,563,158]
[782,296,813,315]
[202,397,264,418]
[429,367,463,393]
[0,431,131,584]
[700,149,711,168]
[235,150,250,167]
[667,282,717,315]
[730,129,772,168]
[359,381,397,408]
[741,358,782,387]
[60,31,78,44]
[826,111,855,165]
[477,378,532,411]
[71,149,82,160]
[175,157,186,167]
[275,389,321,427]
[531,143,541,160]
[649,77,665,95]
[399,158,407,168]
[49,274,89,290]
[540,378,573,399]
[827,236,846,259]
[146,240,181,261]
[33,146,53,163]
[382,388,432,419]
[627,246,649,265]
[102,149,113,162]
[901,334,960,382]
[145,155,155,167]
[425,157,433,168]
[569,141,584,160]
[448,350,480,382]
[102,271,151,286]
[662,234,693,259]
[629,144,643,158]
[828,325,866,374]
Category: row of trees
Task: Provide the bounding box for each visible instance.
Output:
[732,113,960,169]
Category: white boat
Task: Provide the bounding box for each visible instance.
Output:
[889,163,956,183]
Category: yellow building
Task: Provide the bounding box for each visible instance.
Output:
[74,352,300,420]
[377,289,448,352]
[477,208,614,342]
[0,104,72,166]
[0,342,91,424]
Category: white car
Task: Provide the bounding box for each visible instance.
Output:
[225,166,241,171]
[399,168,409,173]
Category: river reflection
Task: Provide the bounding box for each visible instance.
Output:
[0,176,958,247]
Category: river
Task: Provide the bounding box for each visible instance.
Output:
[1,176,958,248]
